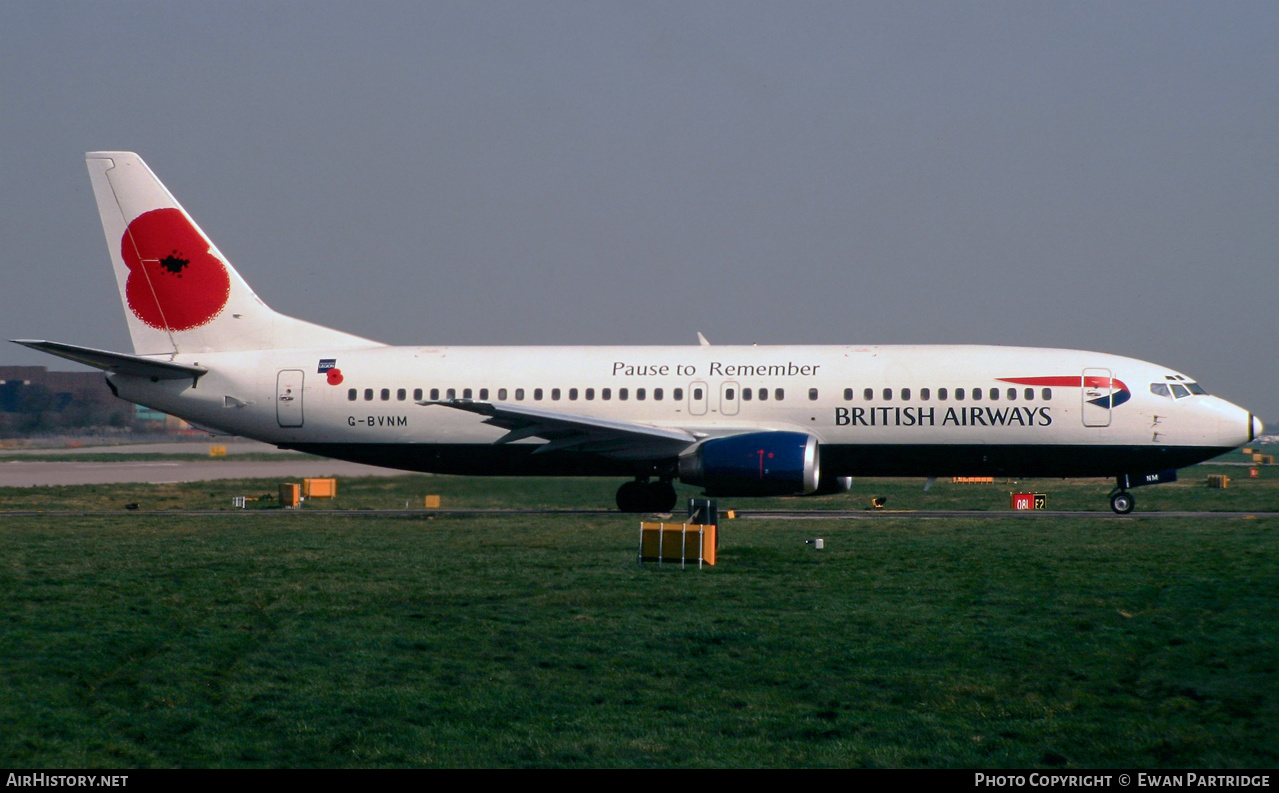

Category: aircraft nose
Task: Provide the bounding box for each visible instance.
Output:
[1210,399,1260,449]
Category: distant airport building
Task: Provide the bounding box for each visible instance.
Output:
[0,365,136,433]
[133,404,193,432]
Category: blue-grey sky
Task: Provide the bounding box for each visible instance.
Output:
[3,1,1276,423]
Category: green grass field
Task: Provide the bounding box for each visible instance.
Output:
[1,463,1277,768]
[1,451,1276,768]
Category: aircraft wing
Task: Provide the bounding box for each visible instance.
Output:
[11,340,208,381]
[420,399,700,460]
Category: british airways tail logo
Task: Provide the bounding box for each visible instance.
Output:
[998,376,1131,409]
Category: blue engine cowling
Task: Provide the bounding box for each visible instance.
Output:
[677,432,821,496]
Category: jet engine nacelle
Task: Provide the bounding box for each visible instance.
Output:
[678,431,820,496]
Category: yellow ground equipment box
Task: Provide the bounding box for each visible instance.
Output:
[1208,474,1230,489]
[952,476,994,483]
[209,445,227,457]
[303,478,337,498]
[424,495,442,509]
[639,522,717,568]
[279,483,301,508]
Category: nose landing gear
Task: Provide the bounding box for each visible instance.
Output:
[1108,469,1177,514]
[1109,490,1135,515]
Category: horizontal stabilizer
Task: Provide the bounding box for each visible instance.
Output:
[11,340,207,381]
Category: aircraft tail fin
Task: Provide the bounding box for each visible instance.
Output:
[85,152,381,355]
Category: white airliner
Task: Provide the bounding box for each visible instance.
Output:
[14,152,1263,513]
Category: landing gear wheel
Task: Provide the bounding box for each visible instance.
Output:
[615,479,678,513]
[616,480,645,513]
[1110,491,1135,515]
[648,480,677,513]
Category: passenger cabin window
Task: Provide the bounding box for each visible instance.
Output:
[414,388,423,401]
[674,388,684,400]
[463,388,472,399]
[1024,388,1033,400]
[938,388,948,401]
[619,388,628,400]
[883,388,892,400]
[498,388,508,400]
[446,388,456,400]
[901,388,910,400]
[654,388,663,400]
[844,388,854,401]
[534,388,543,400]
[774,388,784,401]
[972,388,982,400]
[921,388,930,400]
[515,388,525,401]
[809,388,819,401]
[1042,388,1052,400]
[585,388,594,400]
[430,388,440,401]
[741,388,751,401]
[364,389,373,401]
[636,388,646,400]
[397,388,406,401]
[348,389,357,401]
[480,388,489,400]
[551,388,560,400]
[758,388,767,401]
[863,388,873,401]
[955,388,965,400]
[381,388,391,401]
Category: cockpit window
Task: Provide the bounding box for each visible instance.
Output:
[1152,381,1208,399]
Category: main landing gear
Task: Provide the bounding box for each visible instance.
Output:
[616,478,678,513]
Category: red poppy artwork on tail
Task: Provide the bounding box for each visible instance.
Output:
[121,208,231,331]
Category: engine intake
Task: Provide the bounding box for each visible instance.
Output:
[678,431,820,496]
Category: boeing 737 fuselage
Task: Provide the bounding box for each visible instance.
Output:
[14,153,1263,513]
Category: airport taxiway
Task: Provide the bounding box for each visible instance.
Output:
[2,440,1274,518]
[0,440,413,487]
[2,507,1275,520]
